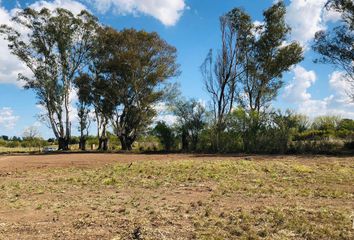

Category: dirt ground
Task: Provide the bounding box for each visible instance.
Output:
[0,153,353,239]
[0,153,185,172]
[0,153,343,172]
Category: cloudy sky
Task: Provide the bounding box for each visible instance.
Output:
[0,0,352,138]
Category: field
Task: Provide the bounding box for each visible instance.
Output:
[0,153,353,239]
[0,147,36,153]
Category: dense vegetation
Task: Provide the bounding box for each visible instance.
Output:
[0,0,353,154]
[152,113,354,154]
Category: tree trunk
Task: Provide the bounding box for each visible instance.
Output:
[213,122,224,153]
[58,137,69,151]
[181,130,189,152]
[102,138,109,151]
[191,135,198,152]
[98,138,103,150]
[120,136,133,151]
[98,137,109,151]
[79,137,86,151]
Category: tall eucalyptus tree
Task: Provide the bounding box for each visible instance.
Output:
[0,8,99,150]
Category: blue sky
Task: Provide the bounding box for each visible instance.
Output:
[0,0,353,139]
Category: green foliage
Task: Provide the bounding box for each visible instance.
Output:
[201,2,303,152]
[86,136,99,148]
[5,141,21,148]
[188,109,353,154]
[294,130,333,141]
[1,135,9,141]
[313,0,354,83]
[312,115,341,131]
[111,29,179,150]
[234,2,304,112]
[0,7,99,150]
[338,118,354,131]
[74,73,92,150]
[152,122,176,151]
[80,27,180,151]
[172,99,206,151]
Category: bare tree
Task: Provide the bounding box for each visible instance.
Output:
[200,10,251,151]
[23,126,40,139]
[23,126,41,151]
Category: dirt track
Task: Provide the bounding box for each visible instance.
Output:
[0,153,352,172]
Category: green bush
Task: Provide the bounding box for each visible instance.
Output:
[294,130,334,141]
[152,121,176,151]
[0,139,6,147]
[289,140,344,154]
[5,141,21,148]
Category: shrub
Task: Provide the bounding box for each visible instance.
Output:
[5,141,21,148]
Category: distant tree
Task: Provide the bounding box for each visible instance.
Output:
[338,118,354,131]
[22,126,42,150]
[313,0,354,94]
[69,136,80,145]
[1,135,9,141]
[11,136,21,141]
[152,121,175,151]
[107,29,180,150]
[270,110,307,153]
[172,99,206,151]
[292,114,311,133]
[23,126,40,139]
[0,8,99,150]
[74,74,92,150]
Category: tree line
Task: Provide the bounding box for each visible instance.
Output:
[0,0,353,153]
[153,110,354,154]
[0,8,179,151]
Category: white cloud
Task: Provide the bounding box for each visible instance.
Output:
[0,107,19,130]
[153,102,177,125]
[283,66,316,102]
[0,6,29,86]
[283,66,354,119]
[329,71,353,104]
[29,0,87,14]
[69,87,79,124]
[285,0,340,46]
[0,0,87,87]
[89,0,186,26]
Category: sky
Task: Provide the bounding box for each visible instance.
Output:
[0,0,353,139]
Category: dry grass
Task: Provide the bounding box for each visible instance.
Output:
[0,155,353,239]
[0,146,34,153]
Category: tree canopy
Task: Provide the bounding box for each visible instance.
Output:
[0,7,99,150]
[313,0,354,84]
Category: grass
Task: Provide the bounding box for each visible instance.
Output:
[0,146,34,153]
[0,157,353,239]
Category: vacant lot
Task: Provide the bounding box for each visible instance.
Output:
[0,154,353,239]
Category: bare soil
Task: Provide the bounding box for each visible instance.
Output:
[0,153,353,239]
